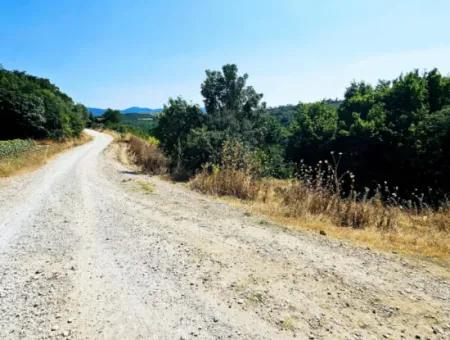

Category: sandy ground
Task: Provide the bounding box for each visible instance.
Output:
[0,130,449,340]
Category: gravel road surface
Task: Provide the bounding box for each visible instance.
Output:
[0,130,449,339]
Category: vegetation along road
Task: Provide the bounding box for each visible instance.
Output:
[0,130,449,339]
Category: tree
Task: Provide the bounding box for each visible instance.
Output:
[287,102,338,164]
[154,97,205,173]
[201,64,267,143]
[0,90,47,139]
[102,109,122,125]
[338,81,375,128]
[0,67,87,139]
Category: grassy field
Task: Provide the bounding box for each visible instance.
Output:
[0,133,92,177]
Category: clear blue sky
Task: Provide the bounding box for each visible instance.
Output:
[1,0,449,109]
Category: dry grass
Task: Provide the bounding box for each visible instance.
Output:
[192,175,450,262]
[277,179,397,230]
[0,133,92,178]
[127,135,167,175]
[190,140,261,200]
[190,168,260,200]
[189,146,450,262]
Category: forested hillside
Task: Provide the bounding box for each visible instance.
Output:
[0,67,89,140]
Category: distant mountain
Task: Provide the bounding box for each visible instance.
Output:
[87,107,106,116]
[87,106,162,116]
[121,107,162,114]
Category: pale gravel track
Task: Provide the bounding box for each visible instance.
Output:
[0,130,449,339]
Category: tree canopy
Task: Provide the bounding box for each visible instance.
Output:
[0,68,88,139]
[155,64,282,176]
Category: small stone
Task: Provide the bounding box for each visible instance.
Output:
[62,331,70,337]
[237,299,244,305]
[319,230,326,236]
[213,316,219,323]
[67,318,73,324]
[51,325,59,331]
[431,326,441,334]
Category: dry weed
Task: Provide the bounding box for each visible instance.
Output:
[128,135,167,175]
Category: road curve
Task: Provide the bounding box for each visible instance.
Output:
[0,130,449,339]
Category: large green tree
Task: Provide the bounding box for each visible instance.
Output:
[287,102,338,164]
[154,97,205,171]
[156,65,285,175]
[201,64,267,143]
[102,108,122,125]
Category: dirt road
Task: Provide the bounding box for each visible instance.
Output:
[0,130,449,339]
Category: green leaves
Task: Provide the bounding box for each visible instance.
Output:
[156,65,276,176]
[0,68,87,140]
[102,108,122,125]
[0,139,34,158]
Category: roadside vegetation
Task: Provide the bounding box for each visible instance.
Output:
[118,64,450,260]
[125,134,167,175]
[0,66,91,176]
[0,67,90,139]
[0,134,91,177]
[0,139,35,158]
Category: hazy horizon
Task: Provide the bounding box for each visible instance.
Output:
[2,0,449,108]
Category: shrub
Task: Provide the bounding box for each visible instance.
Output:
[190,141,262,199]
[191,166,260,200]
[0,139,35,158]
[128,135,167,175]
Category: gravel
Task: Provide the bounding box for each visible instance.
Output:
[0,129,449,339]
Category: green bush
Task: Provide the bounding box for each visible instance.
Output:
[0,139,34,158]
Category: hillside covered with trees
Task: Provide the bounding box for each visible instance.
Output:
[0,67,89,140]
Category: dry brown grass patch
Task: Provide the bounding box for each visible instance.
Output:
[190,168,260,200]
[127,135,167,175]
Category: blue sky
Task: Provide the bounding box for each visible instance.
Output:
[1,0,449,108]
